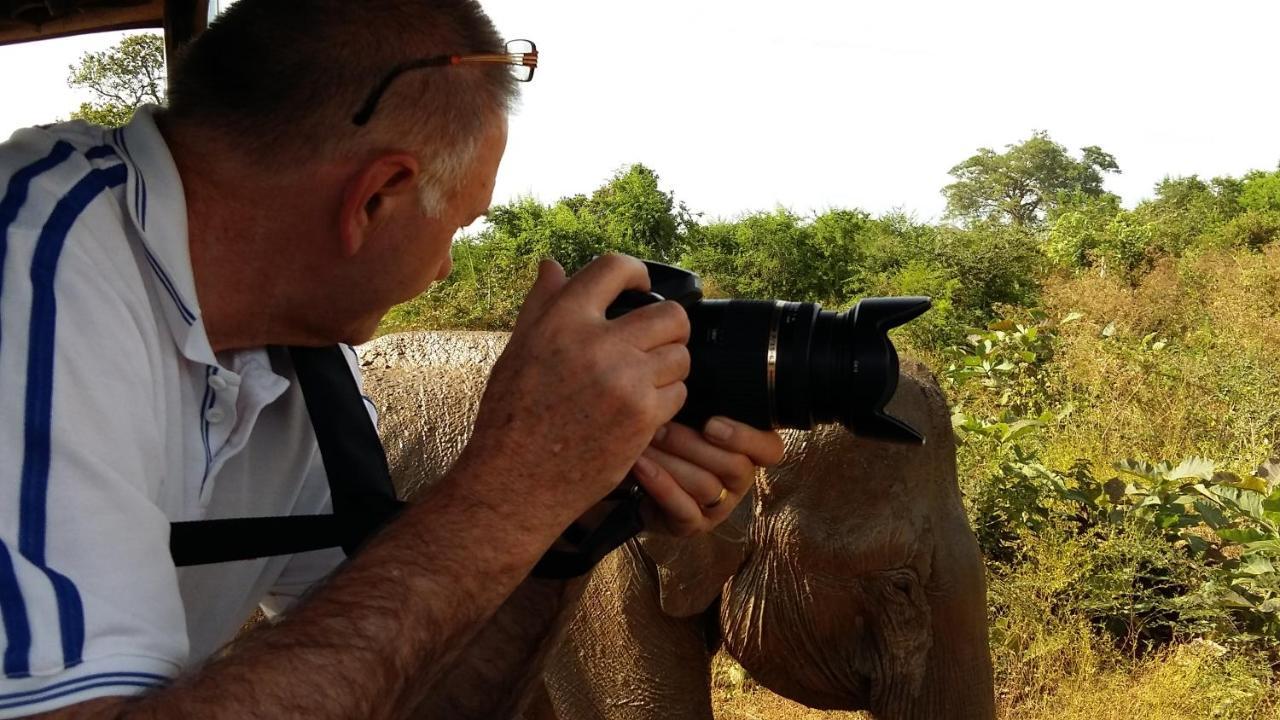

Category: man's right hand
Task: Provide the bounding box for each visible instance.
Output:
[460,254,692,529]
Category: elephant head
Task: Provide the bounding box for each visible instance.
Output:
[358,331,994,720]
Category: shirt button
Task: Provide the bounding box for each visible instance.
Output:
[205,407,226,424]
[208,375,228,391]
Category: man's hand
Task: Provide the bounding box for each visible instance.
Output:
[635,417,785,537]
[461,254,692,531]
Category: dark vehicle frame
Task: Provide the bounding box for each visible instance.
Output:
[1,0,208,66]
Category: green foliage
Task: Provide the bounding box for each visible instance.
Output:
[1131,175,1245,257]
[950,301,1280,661]
[683,208,845,302]
[943,131,1120,228]
[1045,195,1123,269]
[1239,169,1280,213]
[1210,210,1280,251]
[66,33,166,127]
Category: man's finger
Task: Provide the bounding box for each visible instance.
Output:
[650,421,758,494]
[611,300,691,351]
[513,259,566,331]
[632,454,705,538]
[557,254,651,316]
[652,380,688,425]
[644,343,691,389]
[701,417,786,468]
[642,446,724,509]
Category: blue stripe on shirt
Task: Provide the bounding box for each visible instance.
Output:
[140,245,196,325]
[0,139,78,679]
[83,145,118,162]
[0,142,77,351]
[108,130,195,324]
[113,128,146,230]
[0,671,169,703]
[19,162,128,672]
[0,540,31,679]
[0,675,167,711]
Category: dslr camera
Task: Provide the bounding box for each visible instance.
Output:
[607,261,931,443]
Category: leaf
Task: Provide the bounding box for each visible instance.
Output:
[1139,494,1164,508]
[1228,474,1268,494]
[1152,340,1167,351]
[1209,485,1268,523]
[1103,477,1127,504]
[1194,499,1229,529]
[1062,311,1085,323]
[1115,459,1164,482]
[1184,534,1210,555]
[1217,528,1270,544]
[1256,458,1280,492]
[1238,554,1276,576]
[1244,540,1280,555]
[1002,419,1044,443]
[1169,457,1216,481]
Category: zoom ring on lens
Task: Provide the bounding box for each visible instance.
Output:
[766,300,783,427]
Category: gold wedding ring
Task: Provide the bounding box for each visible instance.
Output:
[703,487,729,510]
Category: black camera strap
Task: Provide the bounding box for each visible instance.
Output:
[168,344,642,579]
[169,345,404,566]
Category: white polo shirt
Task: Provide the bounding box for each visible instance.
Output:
[0,107,358,717]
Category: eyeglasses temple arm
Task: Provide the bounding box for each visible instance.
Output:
[352,56,453,126]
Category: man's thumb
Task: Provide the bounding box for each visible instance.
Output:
[514,258,566,329]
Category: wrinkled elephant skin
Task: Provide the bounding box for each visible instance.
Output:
[357,331,994,720]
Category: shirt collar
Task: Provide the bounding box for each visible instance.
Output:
[112,104,219,367]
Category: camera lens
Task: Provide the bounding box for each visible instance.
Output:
[679,297,930,441]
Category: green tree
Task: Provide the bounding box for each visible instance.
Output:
[67,33,166,127]
[1239,168,1280,212]
[943,131,1120,228]
[1132,175,1242,255]
[485,164,690,273]
[1044,194,1123,270]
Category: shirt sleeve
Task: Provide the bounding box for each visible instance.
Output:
[259,344,376,617]
[0,148,185,716]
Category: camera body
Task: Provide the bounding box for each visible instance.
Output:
[607,261,931,444]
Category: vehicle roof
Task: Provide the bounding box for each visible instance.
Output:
[0,0,165,46]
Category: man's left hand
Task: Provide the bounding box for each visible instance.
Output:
[633,417,785,537]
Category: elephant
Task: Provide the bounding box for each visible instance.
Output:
[357,330,994,719]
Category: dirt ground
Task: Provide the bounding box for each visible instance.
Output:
[710,654,868,720]
[713,687,868,719]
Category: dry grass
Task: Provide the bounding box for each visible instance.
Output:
[712,643,1280,719]
[1039,247,1280,473]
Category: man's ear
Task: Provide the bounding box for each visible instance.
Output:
[339,152,421,258]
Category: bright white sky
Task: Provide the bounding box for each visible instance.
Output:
[2,0,1278,223]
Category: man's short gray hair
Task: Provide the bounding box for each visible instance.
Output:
[165,0,517,214]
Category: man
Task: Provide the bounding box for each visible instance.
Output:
[0,0,783,718]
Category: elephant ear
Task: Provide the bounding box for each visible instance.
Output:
[637,491,753,618]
